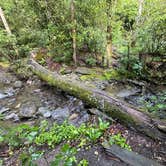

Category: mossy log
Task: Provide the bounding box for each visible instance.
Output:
[28,58,166,141]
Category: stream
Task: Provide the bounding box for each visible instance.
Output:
[0,66,165,166]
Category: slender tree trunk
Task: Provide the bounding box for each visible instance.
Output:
[0,7,12,35]
[0,6,18,58]
[127,42,130,70]
[137,0,144,24]
[106,25,112,67]
[70,0,77,66]
[106,2,113,68]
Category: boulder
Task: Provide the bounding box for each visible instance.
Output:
[5,113,19,121]
[51,107,69,123]
[38,107,51,118]
[19,102,37,118]
[75,67,92,75]
[13,81,23,88]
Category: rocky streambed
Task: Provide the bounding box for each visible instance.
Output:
[0,66,166,166]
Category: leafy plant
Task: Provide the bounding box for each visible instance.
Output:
[85,57,97,66]
[142,92,166,113]
[98,118,109,131]
[109,133,131,151]
[51,144,89,166]
[0,114,4,120]
[0,119,109,165]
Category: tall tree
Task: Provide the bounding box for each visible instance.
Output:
[0,6,11,35]
[70,0,77,66]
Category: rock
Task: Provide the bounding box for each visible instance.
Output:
[69,113,78,120]
[117,89,140,98]
[19,102,37,118]
[51,107,69,123]
[68,98,84,112]
[62,69,72,75]
[75,67,91,75]
[0,93,8,99]
[0,107,10,114]
[157,123,166,133]
[43,111,51,118]
[77,113,90,126]
[89,108,114,122]
[38,107,51,118]
[5,113,19,121]
[0,71,16,84]
[13,81,23,88]
[0,88,15,99]
[93,80,108,90]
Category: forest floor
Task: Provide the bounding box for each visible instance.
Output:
[0,64,166,166]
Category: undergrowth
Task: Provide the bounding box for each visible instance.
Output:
[0,118,131,165]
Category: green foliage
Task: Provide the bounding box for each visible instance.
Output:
[51,144,89,166]
[85,57,97,67]
[109,133,131,151]
[0,113,4,120]
[51,144,77,166]
[142,92,166,113]
[0,119,109,164]
[0,159,3,166]
[119,56,143,77]
[102,69,120,80]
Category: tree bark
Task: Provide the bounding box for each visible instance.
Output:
[0,7,12,35]
[103,143,161,166]
[28,57,166,141]
[106,25,112,67]
[0,6,19,58]
[106,2,112,68]
[70,0,77,66]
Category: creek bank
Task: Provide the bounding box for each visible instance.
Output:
[0,64,166,165]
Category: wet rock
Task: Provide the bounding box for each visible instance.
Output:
[77,113,90,126]
[19,102,37,118]
[89,108,114,122]
[62,69,72,75]
[69,113,79,120]
[0,88,15,99]
[0,71,16,84]
[68,98,84,112]
[75,67,91,75]
[5,113,19,121]
[5,88,15,97]
[117,89,140,98]
[0,107,10,114]
[51,107,69,123]
[13,81,23,88]
[0,93,8,99]
[38,107,51,118]
[93,80,108,90]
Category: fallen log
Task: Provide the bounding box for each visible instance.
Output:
[28,58,166,141]
[102,143,162,166]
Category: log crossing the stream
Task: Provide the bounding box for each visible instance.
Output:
[28,58,166,141]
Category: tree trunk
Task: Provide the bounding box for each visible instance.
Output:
[70,0,77,66]
[0,6,18,58]
[103,143,161,166]
[137,0,144,24]
[105,2,113,68]
[106,25,112,67]
[28,57,166,141]
[0,7,12,35]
